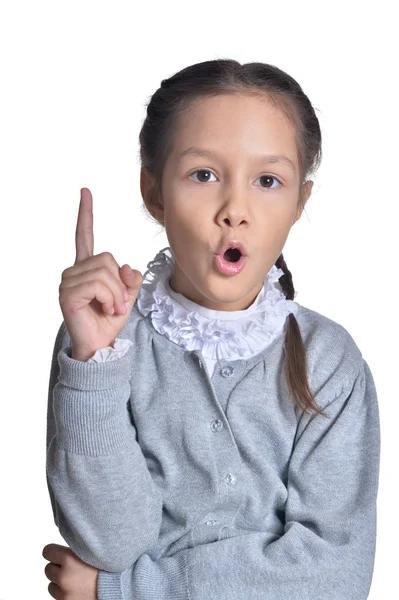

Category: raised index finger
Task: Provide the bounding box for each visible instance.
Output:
[75,187,94,264]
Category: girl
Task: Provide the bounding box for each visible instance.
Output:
[43,59,380,599]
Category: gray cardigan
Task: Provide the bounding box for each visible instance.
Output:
[45,301,380,599]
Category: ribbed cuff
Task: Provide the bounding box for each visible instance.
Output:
[128,551,190,600]
[97,569,123,600]
[58,345,132,390]
[52,345,134,455]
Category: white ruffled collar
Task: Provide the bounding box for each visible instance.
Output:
[136,246,299,363]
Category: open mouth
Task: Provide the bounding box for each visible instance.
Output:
[223,248,242,263]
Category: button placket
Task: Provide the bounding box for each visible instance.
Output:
[195,355,240,535]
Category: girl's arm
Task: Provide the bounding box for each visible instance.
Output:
[97,357,380,600]
[45,320,163,573]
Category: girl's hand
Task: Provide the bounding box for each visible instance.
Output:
[59,187,144,361]
[42,543,99,599]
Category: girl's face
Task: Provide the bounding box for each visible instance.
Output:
[142,92,313,311]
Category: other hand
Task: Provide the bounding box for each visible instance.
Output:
[42,543,99,599]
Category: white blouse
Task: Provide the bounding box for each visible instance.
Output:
[88,247,300,378]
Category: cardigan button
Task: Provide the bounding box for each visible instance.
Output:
[210,419,223,432]
[225,473,237,485]
[221,365,234,377]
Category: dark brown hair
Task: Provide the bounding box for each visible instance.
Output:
[138,58,327,418]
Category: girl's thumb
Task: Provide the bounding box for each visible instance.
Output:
[120,264,143,302]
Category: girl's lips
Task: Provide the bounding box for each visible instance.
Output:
[215,254,247,276]
[216,240,248,257]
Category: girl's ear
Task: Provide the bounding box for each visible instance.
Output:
[302,180,314,203]
[292,180,314,225]
[140,167,154,201]
[141,167,165,222]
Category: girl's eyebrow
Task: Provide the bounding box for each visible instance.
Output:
[178,146,296,172]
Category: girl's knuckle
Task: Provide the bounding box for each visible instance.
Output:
[61,267,70,280]
[101,251,114,265]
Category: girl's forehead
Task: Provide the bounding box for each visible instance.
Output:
[172,96,298,164]
[178,94,294,137]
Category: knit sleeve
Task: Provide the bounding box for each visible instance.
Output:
[45,321,163,574]
[97,358,380,600]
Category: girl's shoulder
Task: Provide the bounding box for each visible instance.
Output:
[293,302,365,396]
[295,302,362,353]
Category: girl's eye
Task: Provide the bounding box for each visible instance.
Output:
[255,174,281,190]
[189,169,217,184]
[188,169,281,190]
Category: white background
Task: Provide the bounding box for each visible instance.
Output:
[0,0,397,598]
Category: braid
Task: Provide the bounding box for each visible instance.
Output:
[275,253,295,301]
[276,253,328,418]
